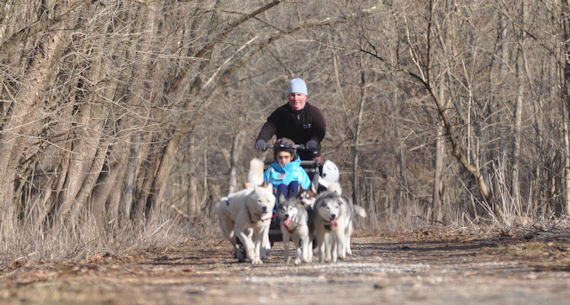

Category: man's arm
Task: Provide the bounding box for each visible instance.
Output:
[256,108,281,142]
[255,110,279,151]
[256,120,276,142]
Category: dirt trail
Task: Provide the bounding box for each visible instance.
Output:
[1,229,568,305]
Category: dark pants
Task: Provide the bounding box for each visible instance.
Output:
[276,181,299,202]
[274,181,299,215]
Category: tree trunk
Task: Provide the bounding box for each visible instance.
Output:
[229,130,244,193]
[91,146,128,226]
[511,0,527,217]
[562,0,570,216]
[433,78,445,223]
[123,132,140,221]
[69,136,109,226]
[352,55,367,205]
[392,87,408,212]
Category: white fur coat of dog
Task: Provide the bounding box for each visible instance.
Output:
[216,158,274,264]
[216,184,275,264]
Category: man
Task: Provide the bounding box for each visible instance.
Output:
[255,78,326,161]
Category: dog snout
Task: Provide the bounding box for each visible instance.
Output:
[284,214,289,219]
[330,214,336,219]
[261,206,267,212]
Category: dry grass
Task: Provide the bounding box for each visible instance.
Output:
[0,209,220,268]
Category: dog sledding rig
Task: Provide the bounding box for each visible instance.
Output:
[215,145,367,265]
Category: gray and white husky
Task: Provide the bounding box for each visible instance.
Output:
[312,191,366,262]
[277,194,312,265]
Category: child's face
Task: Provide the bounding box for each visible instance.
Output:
[276,152,293,166]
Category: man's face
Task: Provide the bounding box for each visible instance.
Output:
[288,93,307,111]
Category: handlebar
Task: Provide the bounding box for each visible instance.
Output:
[264,142,321,167]
[266,143,307,150]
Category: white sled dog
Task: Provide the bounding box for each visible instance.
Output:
[277,194,312,265]
[215,159,275,264]
[312,191,366,262]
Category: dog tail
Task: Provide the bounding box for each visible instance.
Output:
[354,205,367,218]
[246,158,265,188]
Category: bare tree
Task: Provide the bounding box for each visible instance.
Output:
[563,0,570,216]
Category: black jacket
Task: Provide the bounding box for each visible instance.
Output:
[256,103,326,160]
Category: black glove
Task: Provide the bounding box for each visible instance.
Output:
[255,139,267,151]
[306,140,319,150]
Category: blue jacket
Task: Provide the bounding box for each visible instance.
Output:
[263,156,311,190]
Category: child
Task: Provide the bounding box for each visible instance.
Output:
[263,138,311,202]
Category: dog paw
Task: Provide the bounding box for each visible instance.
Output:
[252,258,263,265]
[235,251,246,262]
[294,258,301,265]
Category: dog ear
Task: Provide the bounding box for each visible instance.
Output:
[261,180,266,187]
[279,194,286,203]
[242,181,249,189]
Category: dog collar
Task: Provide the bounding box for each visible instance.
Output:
[262,214,276,222]
[246,205,272,224]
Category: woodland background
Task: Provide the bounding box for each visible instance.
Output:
[0,0,569,260]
